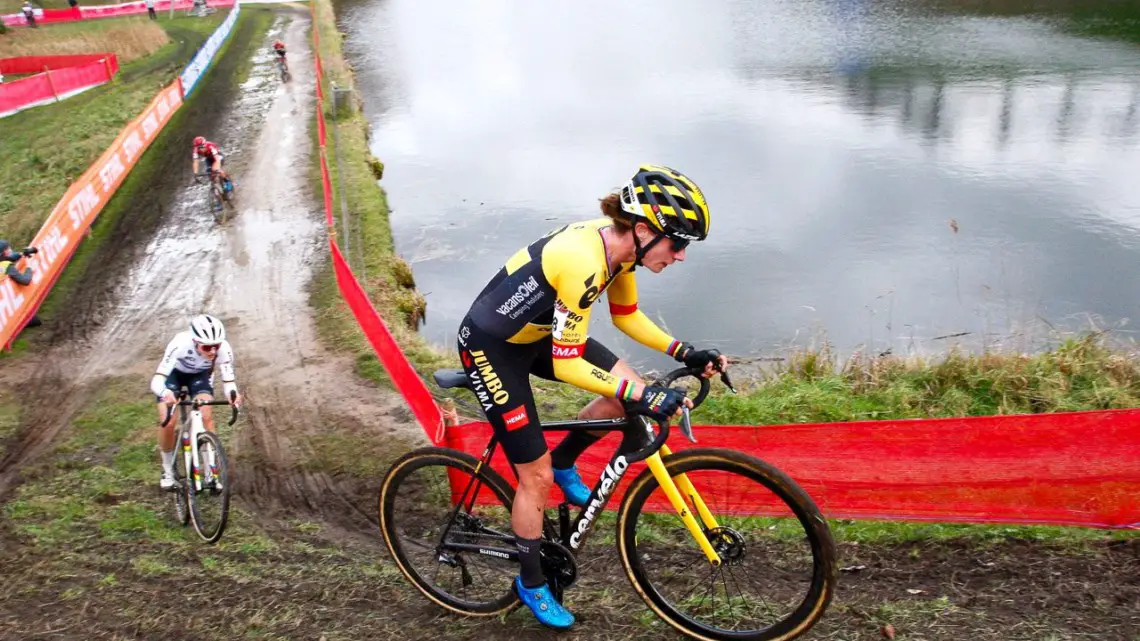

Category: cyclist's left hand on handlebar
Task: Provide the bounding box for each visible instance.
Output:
[632,385,688,423]
[230,392,243,408]
[676,343,729,378]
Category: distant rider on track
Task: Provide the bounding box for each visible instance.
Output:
[273,39,288,71]
[191,136,233,198]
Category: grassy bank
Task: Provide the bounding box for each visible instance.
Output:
[308,0,448,386]
[904,0,1140,44]
[0,13,223,246]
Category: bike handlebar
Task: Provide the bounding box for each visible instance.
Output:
[621,351,735,459]
[161,390,239,428]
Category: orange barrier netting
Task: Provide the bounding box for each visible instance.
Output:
[443,410,1140,529]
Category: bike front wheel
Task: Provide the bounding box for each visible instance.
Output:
[188,431,230,543]
[173,425,191,526]
[618,448,837,641]
[379,447,519,616]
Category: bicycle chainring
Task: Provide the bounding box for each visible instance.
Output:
[540,539,578,599]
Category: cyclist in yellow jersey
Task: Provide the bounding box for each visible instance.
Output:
[457,164,729,629]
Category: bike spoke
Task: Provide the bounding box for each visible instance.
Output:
[382,454,518,613]
[625,456,834,637]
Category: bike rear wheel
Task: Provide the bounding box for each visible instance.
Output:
[188,431,230,543]
[618,449,837,641]
[379,447,519,616]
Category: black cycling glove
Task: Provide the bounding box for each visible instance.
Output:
[630,385,686,423]
[674,342,721,371]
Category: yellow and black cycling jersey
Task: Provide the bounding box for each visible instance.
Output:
[467,218,684,399]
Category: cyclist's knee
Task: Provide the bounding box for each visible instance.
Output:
[516,456,554,492]
[579,396,624,421]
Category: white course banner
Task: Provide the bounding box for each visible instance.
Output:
[179,1,242,98]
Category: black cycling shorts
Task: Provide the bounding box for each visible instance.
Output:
[457,315,619,465]
[156,368,214,402]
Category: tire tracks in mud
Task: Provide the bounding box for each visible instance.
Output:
[0,10,420,531]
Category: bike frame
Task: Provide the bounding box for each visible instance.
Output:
[442,414,725,567]
[179,403,215,493]
[164,393,236,492]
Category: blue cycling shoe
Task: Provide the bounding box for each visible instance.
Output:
[552,464,591,507]
[514,576,575,630]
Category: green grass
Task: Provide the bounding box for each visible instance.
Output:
[0,390,20,458]
[0,13,225,246]
[694,333,1140,425]
[306,431,422,480]
[0,380,418,641]
[2,377,276,550]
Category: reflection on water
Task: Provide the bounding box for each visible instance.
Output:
[338,0,1140,365]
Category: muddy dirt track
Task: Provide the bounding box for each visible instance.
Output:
[0,9,418,520]
[0,7,1138,641]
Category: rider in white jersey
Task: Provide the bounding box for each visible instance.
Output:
[150,314,243,490]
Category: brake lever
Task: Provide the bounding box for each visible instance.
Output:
[707,349,736,394]
[679,406,696,444]
[720,369,736,394]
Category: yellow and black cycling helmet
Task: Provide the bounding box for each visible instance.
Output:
[619,164,710,243]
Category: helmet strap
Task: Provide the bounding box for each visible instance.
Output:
[632,228,665,267]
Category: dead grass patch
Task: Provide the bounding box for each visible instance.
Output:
[0,17,168,64]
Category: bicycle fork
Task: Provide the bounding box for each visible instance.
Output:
[183,414,218,492]
[644,444,724,566]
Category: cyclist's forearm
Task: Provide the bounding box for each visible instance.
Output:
[218,358,238,398]
[150,374,168,398]
[551,354,639,400]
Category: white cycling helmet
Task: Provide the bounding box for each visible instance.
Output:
[189,314,226,345]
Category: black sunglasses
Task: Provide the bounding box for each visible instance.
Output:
[667,235,690,252]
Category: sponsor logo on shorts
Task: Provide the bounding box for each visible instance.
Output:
[467,350,509,411]
[502,405,529,431]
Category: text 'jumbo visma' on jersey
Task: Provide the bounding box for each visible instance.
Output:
[468,218,685,399]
